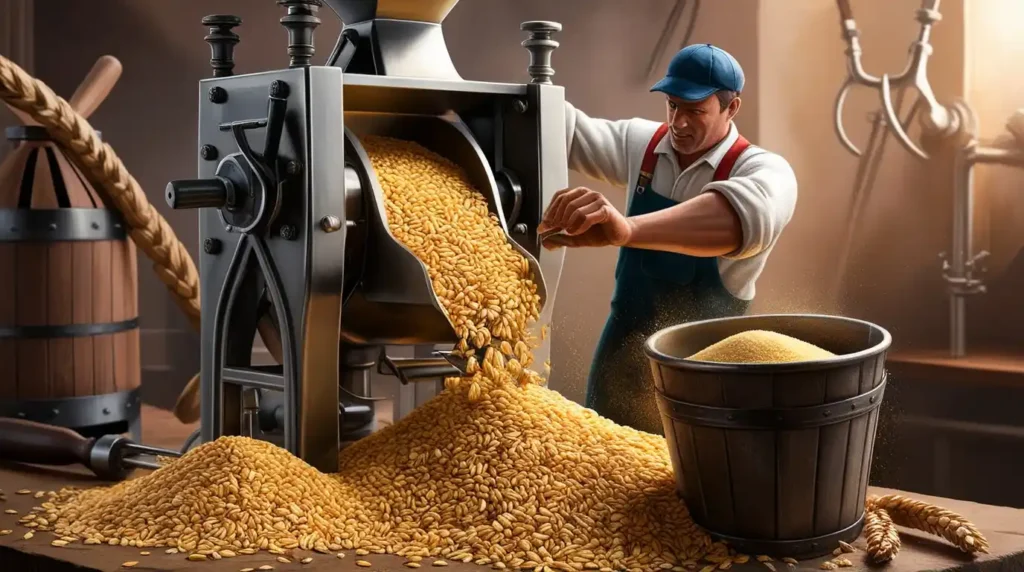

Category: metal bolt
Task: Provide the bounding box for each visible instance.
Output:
[279,225,297,240]
[225,225,234,233]
[270,80,290,99]
[726,414,735,421]
[102,408,111,415]
[870,396,876,403]
[200,144,219,160]
[823,410,831,417]
[204,238,222,254]
[286,160,302,176]
[209,86,228,104]
[513,99,528,114]
[51,409,59,418]
[48,223,57,231]
[91,222,99,230]
[513,223,528,234]
[851,404,857,410]
[319,215,342,233]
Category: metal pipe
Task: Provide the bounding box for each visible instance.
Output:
[947,143,1024,357]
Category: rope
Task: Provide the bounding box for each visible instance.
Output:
[0,54,201,329]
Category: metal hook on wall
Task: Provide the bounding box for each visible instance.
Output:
[833,0,967,161]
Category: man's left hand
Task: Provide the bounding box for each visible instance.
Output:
[537,187,634,250]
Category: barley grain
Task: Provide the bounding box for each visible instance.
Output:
[356,560,372,567]
[51,540,68,547]
[869,494,989,554]
[301,557,313,564]
[121,561,138,568]
[16,489,30,495]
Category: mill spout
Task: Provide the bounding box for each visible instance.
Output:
[322,0,463,78]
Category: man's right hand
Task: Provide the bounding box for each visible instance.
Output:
[537,187,634,250]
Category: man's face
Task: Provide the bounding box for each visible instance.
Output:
[666,94,740,155]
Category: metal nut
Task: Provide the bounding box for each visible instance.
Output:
[200,145,218,161]
[320,215,342,233]
[209,87,228,104]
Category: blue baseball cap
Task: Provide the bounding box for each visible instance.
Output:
[650,44,745,101]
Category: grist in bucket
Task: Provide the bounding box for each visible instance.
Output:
[687,330,835,363]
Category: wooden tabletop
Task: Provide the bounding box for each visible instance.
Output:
[1,406,1023,572]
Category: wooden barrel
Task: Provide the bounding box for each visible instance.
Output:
[0,125,141,440]
[645,314,891,559]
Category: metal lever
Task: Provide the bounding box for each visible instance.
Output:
[377,350,461,385]
[834,0,955,161]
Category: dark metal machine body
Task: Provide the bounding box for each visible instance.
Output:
[166,0,567,472]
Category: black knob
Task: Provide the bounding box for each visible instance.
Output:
[202,15,242,78]
[521,21,562,85]
[278,0,322,68]
[166,178,232,210]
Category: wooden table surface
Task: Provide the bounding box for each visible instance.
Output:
[1,406,1023,572]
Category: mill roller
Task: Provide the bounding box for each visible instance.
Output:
[164,0,568,472]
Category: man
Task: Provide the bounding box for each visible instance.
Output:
[538,44,797,435]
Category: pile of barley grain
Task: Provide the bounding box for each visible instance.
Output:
[333,370,714,569]
[687,330,835,364]
[38,136,726,570]
[43,437,360,554]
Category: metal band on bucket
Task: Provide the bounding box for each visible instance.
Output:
[654,374,887,430]
[699,513,866,559]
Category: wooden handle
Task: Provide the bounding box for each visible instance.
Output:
[2,101,38,126]
[67,55,123,120]
[837,0,854,21]
[0,418,94,467]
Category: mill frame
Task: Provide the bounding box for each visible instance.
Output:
[166,0,568,472]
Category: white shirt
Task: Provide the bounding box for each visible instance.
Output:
[564,101,798,301]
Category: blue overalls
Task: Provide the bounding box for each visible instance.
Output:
[584,124,753,435]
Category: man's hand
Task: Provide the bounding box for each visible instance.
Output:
[537,187,634,250]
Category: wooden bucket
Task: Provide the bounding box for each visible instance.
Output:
[0,124,141,440]
[645,314,891,559]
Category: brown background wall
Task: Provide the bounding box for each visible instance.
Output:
[4,0,1020,407]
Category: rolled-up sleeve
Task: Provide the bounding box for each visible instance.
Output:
[702,151,798,260]
[564,101,632,189]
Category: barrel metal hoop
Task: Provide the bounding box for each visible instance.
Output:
[0,318,139,339]
[0,208,127,242]
[701,513,865,559]
[655,375,887,430]
[0,388,141,429]
[4,125,103,142]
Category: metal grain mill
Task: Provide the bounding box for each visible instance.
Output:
[165,0,567,472]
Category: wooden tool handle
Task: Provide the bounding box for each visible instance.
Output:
[0,418,94,467]
[67,55,123,120]
[837,0,854,21]
[3,101,38,126]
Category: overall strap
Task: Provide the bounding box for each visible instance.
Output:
[634,123,670,194]
[713,135,751,182]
